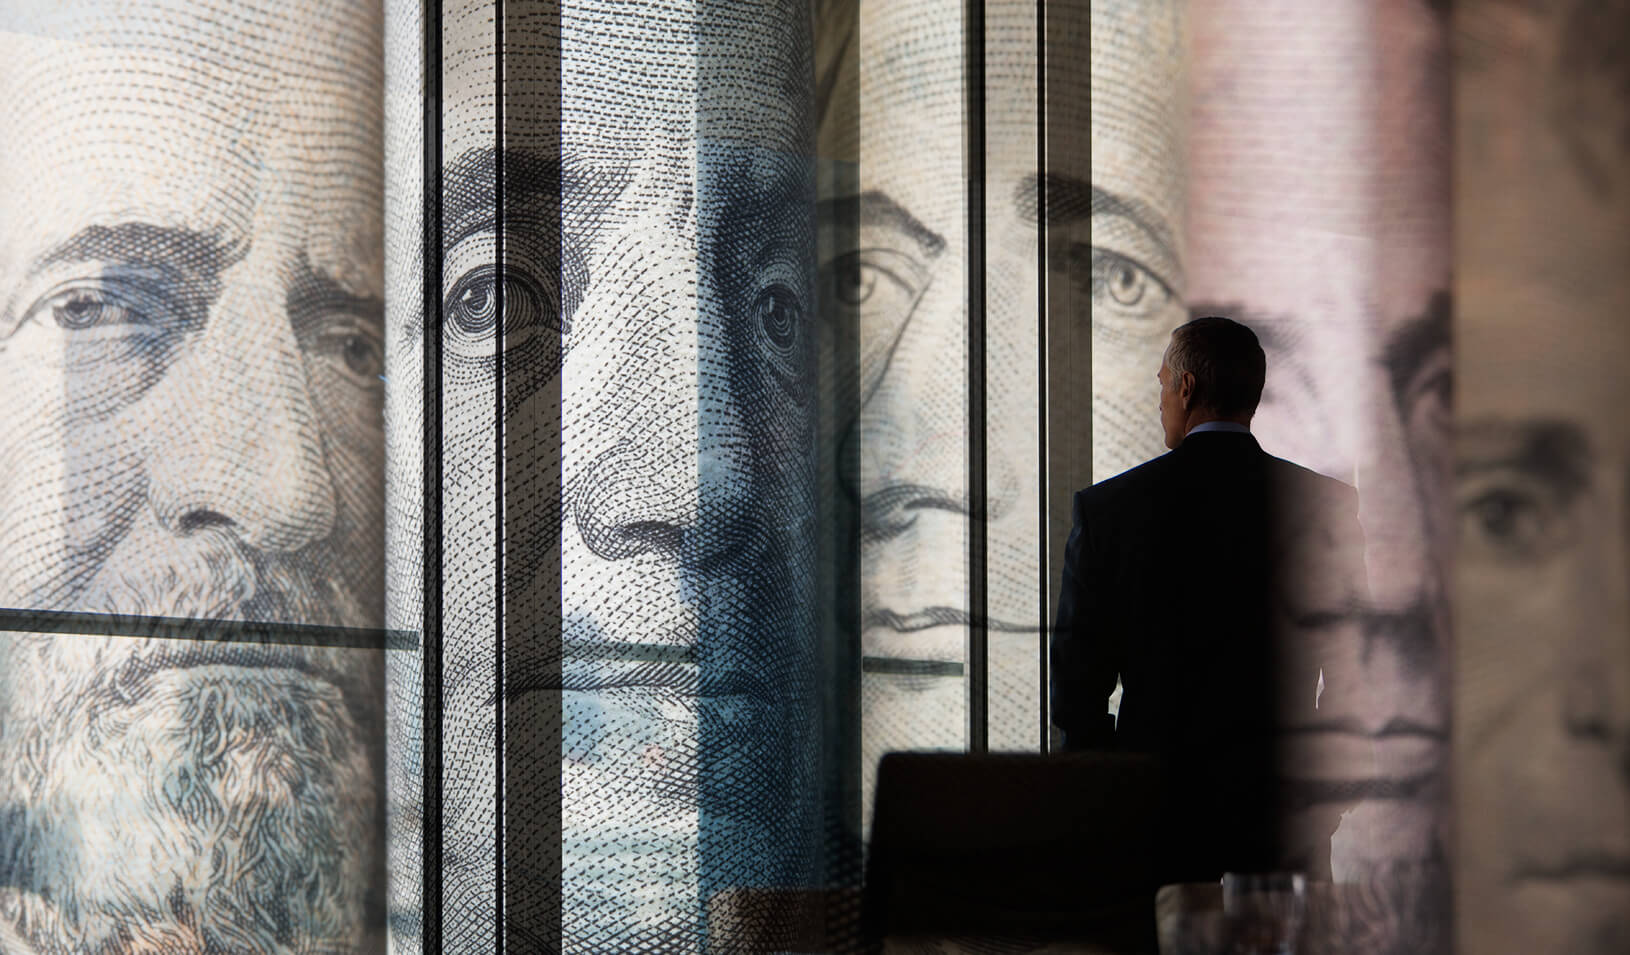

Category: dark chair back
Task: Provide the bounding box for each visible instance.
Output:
[863,751,1164,953]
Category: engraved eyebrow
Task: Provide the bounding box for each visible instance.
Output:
[1017,175,1183,289]
[1457,417,1595,501]
[1085,182,1179,277]
[31,223,234,277]
[287,258,384,333]
[1381,291,1451,408]
[1014,173,1093,227]
[3,223,236,331]
[1016,173,1177,254]
[441,145,627,246]
[816,190,945,257]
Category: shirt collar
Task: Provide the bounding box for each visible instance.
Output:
[1184,420,1252,438]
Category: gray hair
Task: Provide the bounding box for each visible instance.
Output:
[1165,316,1266,419]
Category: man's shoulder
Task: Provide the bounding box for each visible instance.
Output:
[1068,444,1359,521]
[1262,455,1358,505]
[1082,449,1173,495]
[1076,451,1179,505]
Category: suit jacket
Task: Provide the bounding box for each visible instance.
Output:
[1050,430,1362,879]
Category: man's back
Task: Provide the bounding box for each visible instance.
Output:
[1051,430,1362,878]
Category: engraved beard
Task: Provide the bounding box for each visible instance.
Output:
[0,515,381,953]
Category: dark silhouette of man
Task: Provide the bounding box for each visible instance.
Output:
[1051,316,1363,883]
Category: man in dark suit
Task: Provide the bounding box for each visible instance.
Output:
[1051,316,1364,882]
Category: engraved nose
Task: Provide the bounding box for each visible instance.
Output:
[143,264,337,552]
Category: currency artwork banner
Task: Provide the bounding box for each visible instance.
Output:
[0,0,1626,952]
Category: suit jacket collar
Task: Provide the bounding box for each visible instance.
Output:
[1174,429,1262,456]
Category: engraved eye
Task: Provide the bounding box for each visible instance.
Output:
[11,279,173,344]
[343,334,381,377]
[823,249,925,311]
[758,283,799,349]
[1106,260,1144,306]
[1088,248,1175,317]
[818,248,932,404]
[316,325,385,388]
[6,277,181,377]
[453,278,498,334]
[45,285,146,329]
[1459,482,1572,565]
[834,259,877,306]
[443,262,563,347]
[1088,247,1167,306]
[753,281,805,379]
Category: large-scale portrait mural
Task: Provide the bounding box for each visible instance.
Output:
[384,0,823,950]
[1185,0,1453,946]
[814,0,1188,830]
[0,1,388,952]
[17,0,1630,950]
[1455,1,1630,951]
[815,0,1025,830]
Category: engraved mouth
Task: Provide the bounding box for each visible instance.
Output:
[1277,723,1448,785]
[864,606,1039,633]
[499,642,773,704]
[108,642,360,712]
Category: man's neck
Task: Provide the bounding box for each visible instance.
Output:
[1182,414,1252,438]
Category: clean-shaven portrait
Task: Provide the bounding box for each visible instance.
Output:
[1456,1,1630,951]
[1089,0,1191,482]
[1185,0,1452,944]
[384,0,821,949]
[811,0,1186,820]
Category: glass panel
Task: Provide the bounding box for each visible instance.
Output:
[1185,0,1451,943]
[0,2,390,952]
[1089,0,1191,487]
[1076,0,1190,735]
[984,0,1044,753]
[820,0,973,837]
[381,0,430,947]
[1454,1,1630,950]
[386,1,829,949]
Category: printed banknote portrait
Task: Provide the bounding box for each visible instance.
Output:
[814,0,1046,820]
[26,1,1624,952]
[1089,0,1191,483]
[0,0,388,952]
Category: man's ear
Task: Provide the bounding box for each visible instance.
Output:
[1179,371,1196,408]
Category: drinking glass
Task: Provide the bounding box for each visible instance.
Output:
[1222,872,1306,955]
